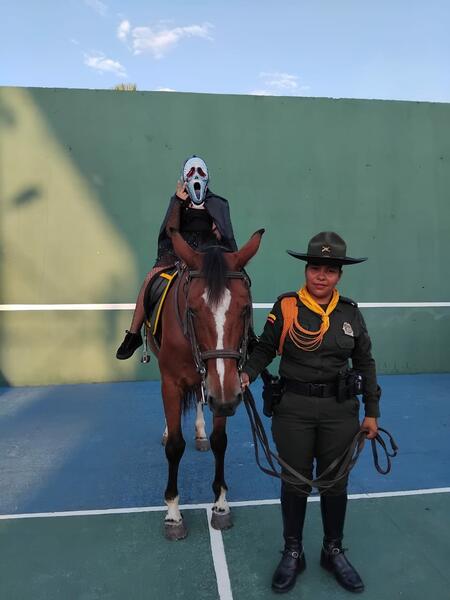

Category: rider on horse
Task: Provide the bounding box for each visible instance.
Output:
[116,156,238,360]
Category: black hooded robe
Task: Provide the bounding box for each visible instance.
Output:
[155,190,238,266]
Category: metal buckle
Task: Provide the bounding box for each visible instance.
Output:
[310,383,326,397]
[200,379,207,405]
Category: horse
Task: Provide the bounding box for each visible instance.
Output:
[161,399,210,452]
[147,228,264,540]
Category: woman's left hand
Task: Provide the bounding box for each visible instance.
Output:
[361,416,378,439]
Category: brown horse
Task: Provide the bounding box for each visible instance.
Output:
[148,229,264,540]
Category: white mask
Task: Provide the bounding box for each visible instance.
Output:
[182,156,209,205]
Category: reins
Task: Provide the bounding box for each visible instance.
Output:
[242,386,398,495]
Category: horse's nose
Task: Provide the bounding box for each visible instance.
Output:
[216,404,236,417]
[207,396,238,417]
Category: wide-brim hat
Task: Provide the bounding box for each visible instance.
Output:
[287,231,367,265]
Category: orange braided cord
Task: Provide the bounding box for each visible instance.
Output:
[278,297,297,354]
[278,288,340,354]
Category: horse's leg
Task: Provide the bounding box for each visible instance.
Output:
[210,416,233,530]
[161,420,168,446]
[195,396,210,452]
[162,381,187,541]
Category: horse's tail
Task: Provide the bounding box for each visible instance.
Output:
[181,387,199,415]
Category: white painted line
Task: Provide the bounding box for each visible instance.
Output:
[347,487,450,500]
[254,302,450,309]
[1,487,449,521]
[1,302,450,312]
[0,505,170,520]
[228,498,281,507]
[0,304,136,311]
[206,507,233,600]
[358,302,450,308]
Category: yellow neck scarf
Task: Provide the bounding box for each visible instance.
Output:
[285,286,339,352]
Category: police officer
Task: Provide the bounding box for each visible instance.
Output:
[240,231,380,594]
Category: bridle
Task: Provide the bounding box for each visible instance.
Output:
[179,266,252,404]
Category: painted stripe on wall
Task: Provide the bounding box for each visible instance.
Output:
[0,302,450,312]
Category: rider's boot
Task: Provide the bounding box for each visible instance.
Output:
[116,330,143,360]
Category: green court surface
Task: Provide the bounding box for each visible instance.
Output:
[1,492,449,600]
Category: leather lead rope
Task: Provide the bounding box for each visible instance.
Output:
[243,387,398,495]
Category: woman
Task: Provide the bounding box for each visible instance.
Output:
[116,156,237,359]
[241,231,380,594]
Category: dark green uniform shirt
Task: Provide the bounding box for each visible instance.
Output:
[244,293,380,418]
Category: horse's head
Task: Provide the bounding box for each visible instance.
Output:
[172,229,264,417]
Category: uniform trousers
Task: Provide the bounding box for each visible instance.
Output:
[271,391,360,496]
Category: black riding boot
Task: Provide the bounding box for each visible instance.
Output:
[116,330,143,360]
[320,494,364,593]
[271,487,307,594]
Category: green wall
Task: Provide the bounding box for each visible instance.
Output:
[1,87,449,385]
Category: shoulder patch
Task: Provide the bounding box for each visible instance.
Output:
[339,295,358,308]
[277,291,298,301]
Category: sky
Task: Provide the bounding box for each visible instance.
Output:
[1,0,450,102]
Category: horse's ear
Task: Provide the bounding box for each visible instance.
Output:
[170,229,202,269]
[232,229,265,269]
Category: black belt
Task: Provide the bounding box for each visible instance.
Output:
[284,378,337,398]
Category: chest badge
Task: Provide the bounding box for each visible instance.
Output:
[342,322,354,337]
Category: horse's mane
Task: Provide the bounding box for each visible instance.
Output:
[202,245,228,306]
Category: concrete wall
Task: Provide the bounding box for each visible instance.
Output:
[1,87,449,385]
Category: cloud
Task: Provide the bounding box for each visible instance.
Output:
[117,20,130,41]
[157,87,176,92]
[117,20,213,59]
[249,89,277,96]
[84,52,126,77]
[84,0,108,16]
[260,72,299,90]
[256,72,310,96]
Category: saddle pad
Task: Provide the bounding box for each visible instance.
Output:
[143,267,178,336]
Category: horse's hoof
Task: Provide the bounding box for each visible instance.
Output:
[161,434,167,446]
[195,437,210,452]
[211,509,233,531]
[164,518,188,541]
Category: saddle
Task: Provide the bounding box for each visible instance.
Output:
[143,266,178,343]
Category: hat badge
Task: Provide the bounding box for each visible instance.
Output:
[321,245,331,255]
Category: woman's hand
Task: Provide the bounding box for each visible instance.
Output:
[176,180,190,201]
[240,372,250,390]
[361,416,378,439]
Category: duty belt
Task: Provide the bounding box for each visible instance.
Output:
[284,378,337,398]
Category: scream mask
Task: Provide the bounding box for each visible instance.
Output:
[182,156,209,205]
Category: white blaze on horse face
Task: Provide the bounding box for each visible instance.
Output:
[165,496,182,523]
[202,288,232,396]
